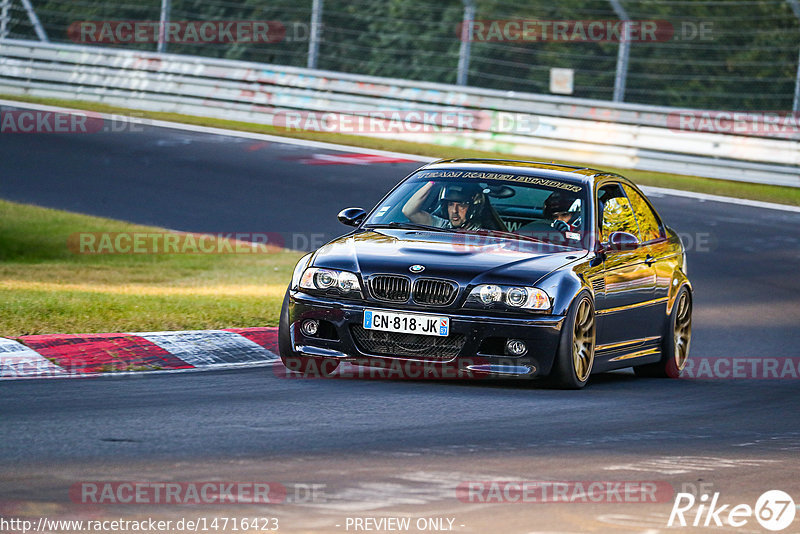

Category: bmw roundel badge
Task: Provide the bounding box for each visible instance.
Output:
[409,264,425,273]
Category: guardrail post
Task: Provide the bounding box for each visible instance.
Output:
[307,0,322,69]
[1,0,10,40]
[793,48,800,112]
[788,0,800,111]
[457,0,475,86]
[19,0,47,42]
[158,0,171,53]
[609,0,630,103]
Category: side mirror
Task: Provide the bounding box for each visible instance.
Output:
[337,207,367,227]
[606,231,641,251]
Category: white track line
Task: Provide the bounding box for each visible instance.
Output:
[2,98,798,213]
[641,185,800,213]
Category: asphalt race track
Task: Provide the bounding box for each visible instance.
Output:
[2,104,800,533]
[0,112,417,248]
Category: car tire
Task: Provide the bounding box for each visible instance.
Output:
[278,289,340,377]
[634,286,692,379]
[546,291,596,389]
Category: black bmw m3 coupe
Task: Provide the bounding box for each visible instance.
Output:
[279,159,692,388]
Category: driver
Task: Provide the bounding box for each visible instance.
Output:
[543,191,579,233]
[402,181,487,230]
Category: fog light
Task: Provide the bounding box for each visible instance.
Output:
[301,319,319,336]
[505,339,527,356]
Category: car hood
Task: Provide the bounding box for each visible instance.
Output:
[311,229,588,286]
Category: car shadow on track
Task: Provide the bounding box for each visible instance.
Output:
[416,369,643,391]
[292,365,665,392]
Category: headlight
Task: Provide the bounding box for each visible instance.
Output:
[506,287,528,306]
[466,284,551,311]
[312,269,337,289]
[337,271,360,292]
[478,284,502,304]
[300,267,362,296]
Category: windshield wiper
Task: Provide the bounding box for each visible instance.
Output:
[475,229,582,249]
[365,223,577,247]
[475,229,548,244]
[364,222,452,233]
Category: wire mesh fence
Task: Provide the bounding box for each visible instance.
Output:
[2,0,799,111]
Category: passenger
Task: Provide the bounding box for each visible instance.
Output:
[543,191,579,233]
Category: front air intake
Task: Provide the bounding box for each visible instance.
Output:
[369,275,411,302]
[412,278,458,306]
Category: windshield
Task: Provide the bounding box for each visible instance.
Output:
[364,169,589,249]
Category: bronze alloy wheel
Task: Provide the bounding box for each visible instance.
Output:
[572,298,596,382]
[634,286,692,379]
[673,291,692,371]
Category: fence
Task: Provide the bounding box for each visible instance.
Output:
[1,0,799,112]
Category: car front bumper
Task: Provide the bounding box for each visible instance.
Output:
[287,291,566,378]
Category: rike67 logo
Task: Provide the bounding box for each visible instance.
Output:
[668,490,796,531]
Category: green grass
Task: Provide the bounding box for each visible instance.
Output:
[3,93,799,207]
[0,199,302,336]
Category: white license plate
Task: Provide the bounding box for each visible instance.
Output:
[363,309,449,337]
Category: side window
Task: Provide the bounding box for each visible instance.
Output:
[598,183,639,242]
[622,184,663,242]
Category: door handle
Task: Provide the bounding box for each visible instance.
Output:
[645,254,655,265]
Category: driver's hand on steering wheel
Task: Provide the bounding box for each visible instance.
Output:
[551,219,570,233]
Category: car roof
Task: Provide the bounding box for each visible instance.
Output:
[421,158,623,187]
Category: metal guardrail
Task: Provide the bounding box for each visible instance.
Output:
[0,38,798,187]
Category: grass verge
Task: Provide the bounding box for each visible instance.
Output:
[0,199,302,336]
[2,94,799,207]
